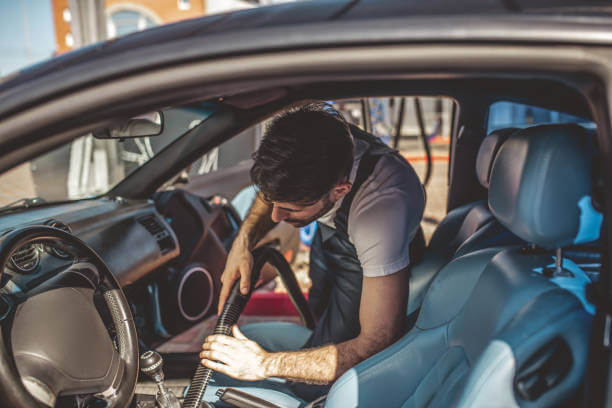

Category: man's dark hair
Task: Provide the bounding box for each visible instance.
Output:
[251,103,354,204]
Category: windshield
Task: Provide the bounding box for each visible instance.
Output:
[0,103,214,207]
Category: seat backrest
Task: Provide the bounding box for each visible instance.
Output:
[408,127,521,315]
[427,127,519,256]
[326,124,599,408]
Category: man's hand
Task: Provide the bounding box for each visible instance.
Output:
[200,326,270,381]
[218,238,253,314]
[217,191,276,314]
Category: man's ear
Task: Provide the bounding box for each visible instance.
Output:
[331,182,352,201]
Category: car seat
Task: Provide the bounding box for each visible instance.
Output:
[325,123,599,408]
[407,127,523,315]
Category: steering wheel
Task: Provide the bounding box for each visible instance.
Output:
[0,226,139,407]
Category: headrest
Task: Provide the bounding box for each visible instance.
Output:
[476,128,518,188]
[489,124,602,249]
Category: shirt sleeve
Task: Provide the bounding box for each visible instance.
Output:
[347,157,425,277]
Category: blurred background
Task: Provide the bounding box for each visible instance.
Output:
[1,0,288,75]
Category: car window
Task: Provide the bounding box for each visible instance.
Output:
[187,125,261,177]
[0,103,215,206]
[330,97,455,243]
[487,101,595,133]
[185,97,455,243]
[388,97,455,242]
[176,123,261,220]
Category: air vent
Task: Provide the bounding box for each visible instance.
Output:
[139,215,164,236]
[46,219,71,233]
[138,215,175,255]
[10,244,40,273]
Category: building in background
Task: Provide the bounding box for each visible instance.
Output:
[51,0,205,53]
[50,0,263,55]
[50,0,72,54]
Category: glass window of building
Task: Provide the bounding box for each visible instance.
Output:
[107,10,157,39]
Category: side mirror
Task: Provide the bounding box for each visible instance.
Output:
[93,111,164,139]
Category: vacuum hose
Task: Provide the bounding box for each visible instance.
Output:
[183,248,262,408]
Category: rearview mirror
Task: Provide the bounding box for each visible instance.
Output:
[93,111,164,139]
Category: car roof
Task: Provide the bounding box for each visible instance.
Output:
[14,0,612,68]
[1,0,611,120]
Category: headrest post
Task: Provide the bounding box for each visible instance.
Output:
[543,248,571,277]
[555,248,563,274]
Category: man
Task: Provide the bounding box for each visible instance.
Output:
[200,103,425,401]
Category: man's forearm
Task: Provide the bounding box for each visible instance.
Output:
[262,338,373,384]
[204,272,409,382]
[237,192,276,250]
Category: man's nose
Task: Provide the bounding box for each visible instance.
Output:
[271,205,289,223]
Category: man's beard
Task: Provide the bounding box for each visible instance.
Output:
[284,194,335,228]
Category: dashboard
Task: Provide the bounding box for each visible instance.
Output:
[0,197,178,289]
[0,190,240,348]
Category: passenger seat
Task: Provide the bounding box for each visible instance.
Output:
[408,128,523,314]
[326,123,599,408]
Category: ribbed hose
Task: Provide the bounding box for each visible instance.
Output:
[183,248,267,408]
[264,248,316,330]
[183,296,247,407]
[183,246,316,407]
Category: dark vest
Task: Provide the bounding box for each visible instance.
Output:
[291,126,414,400]
[305,126,399,347]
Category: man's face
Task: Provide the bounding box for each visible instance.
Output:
[267,181,352,227]
[269,194,335,228]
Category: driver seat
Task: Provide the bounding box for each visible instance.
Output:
[407,127,523,315]
[324,123,599,407]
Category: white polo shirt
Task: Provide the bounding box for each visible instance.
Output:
[317,138,425,277]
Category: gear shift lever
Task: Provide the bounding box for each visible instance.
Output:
[140,351,181,408]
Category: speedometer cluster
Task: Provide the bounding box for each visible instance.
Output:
[4,219,75,275]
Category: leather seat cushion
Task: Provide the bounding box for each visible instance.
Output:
[240,321,312,352]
